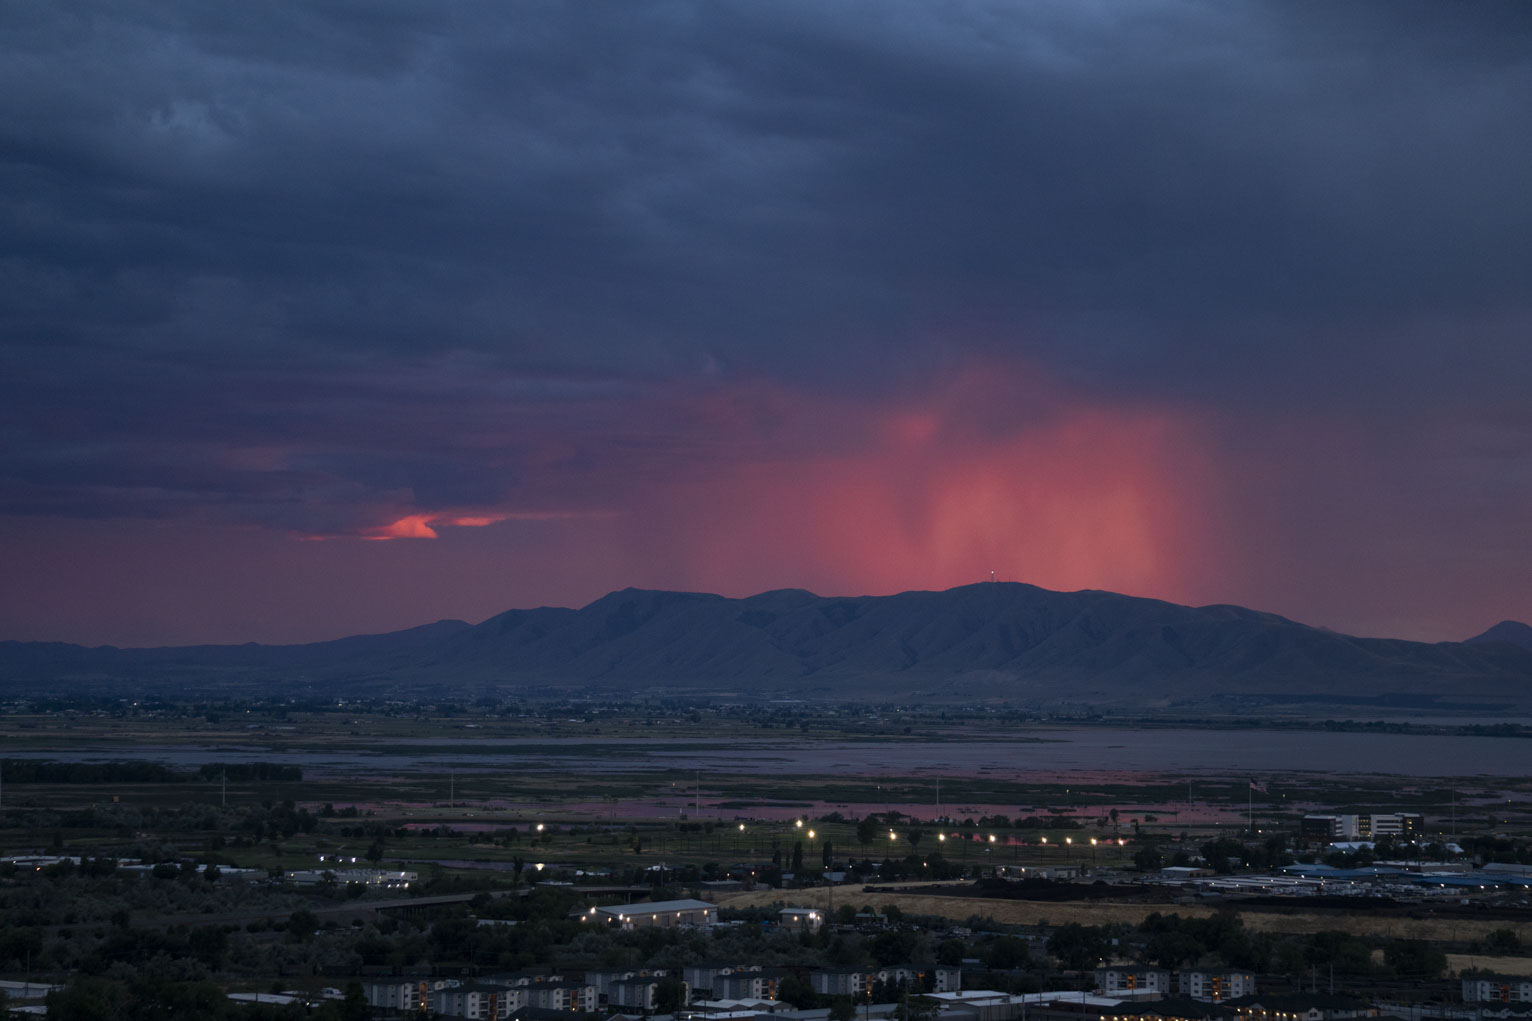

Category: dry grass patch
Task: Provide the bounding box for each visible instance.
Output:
[1447,954,1532,976]
[717,890,1532,945]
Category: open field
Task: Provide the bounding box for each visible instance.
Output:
[718,887,1532,945]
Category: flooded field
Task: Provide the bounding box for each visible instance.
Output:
[6,725,1528,779]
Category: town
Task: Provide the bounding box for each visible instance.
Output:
[2,700,1531,1021]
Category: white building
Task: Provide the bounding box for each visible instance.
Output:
[780,907,825,933]
[1179,970,1255,1002]
[608,977,689,1010]
[431,983,521,1019]
[1096,968,1172,997]
[1464,977,1532,1003]
[588,898,717,929]
[363,977,459,1013]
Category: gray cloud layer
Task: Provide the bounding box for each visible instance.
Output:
[3,0,1531,531]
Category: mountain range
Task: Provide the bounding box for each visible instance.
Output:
[3,583,1531,711]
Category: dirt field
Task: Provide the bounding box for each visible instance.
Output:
[1447,954,1532,976]
[718,888,1532,946]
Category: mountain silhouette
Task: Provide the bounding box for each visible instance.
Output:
[3,584,1529,709]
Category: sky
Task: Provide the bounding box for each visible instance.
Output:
[2,1,1530,647]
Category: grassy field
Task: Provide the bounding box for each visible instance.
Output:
[717,887,1532,945]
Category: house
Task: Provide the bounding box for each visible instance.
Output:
[1179,971,1255,1003]
[1097,969,1173,997]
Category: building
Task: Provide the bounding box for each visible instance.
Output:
[1099,997,1237,1021]
[1179,971,1255,1003]
[363,977,460,1014]
[926,991,1016,1021]
[585,968,669,999]
[432,983,521,1019]
[808,966,953,999]
[489,975,597,1012]
[607,976,688,1011]
[715,968,789,1000]
[1465,977,1532,1003]
[1223,993,1377,1021]
[587,898,717,929]
[683,964,762,999]
[1097,969,1173,997]
[1301,815,1423,842]
[284,867,417,888]
[780,907,825,933]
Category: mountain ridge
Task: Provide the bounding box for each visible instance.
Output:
[3,583,1529,709]
[1468,620,1532,653]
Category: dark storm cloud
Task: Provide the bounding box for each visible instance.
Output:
[2,0,1530,530]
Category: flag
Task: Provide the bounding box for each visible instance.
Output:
[1248,779,1266,793]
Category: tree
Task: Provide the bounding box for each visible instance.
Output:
[654,977,688,1014]
[823,841,834,867]
[1133,842,1164,871]
[1384,939,1447,980]
[986,935,1029,970]
[341,980,370,1021]
[1143,929,1203,969]
[857,817,879,847]
[1487,929,1523,954]
[190,925,228,970]
[792,841,804,874]
[778,974,818,1009]
[1047,923,1110,971]
[1306,930,1377,975]
[286,908,320,942]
